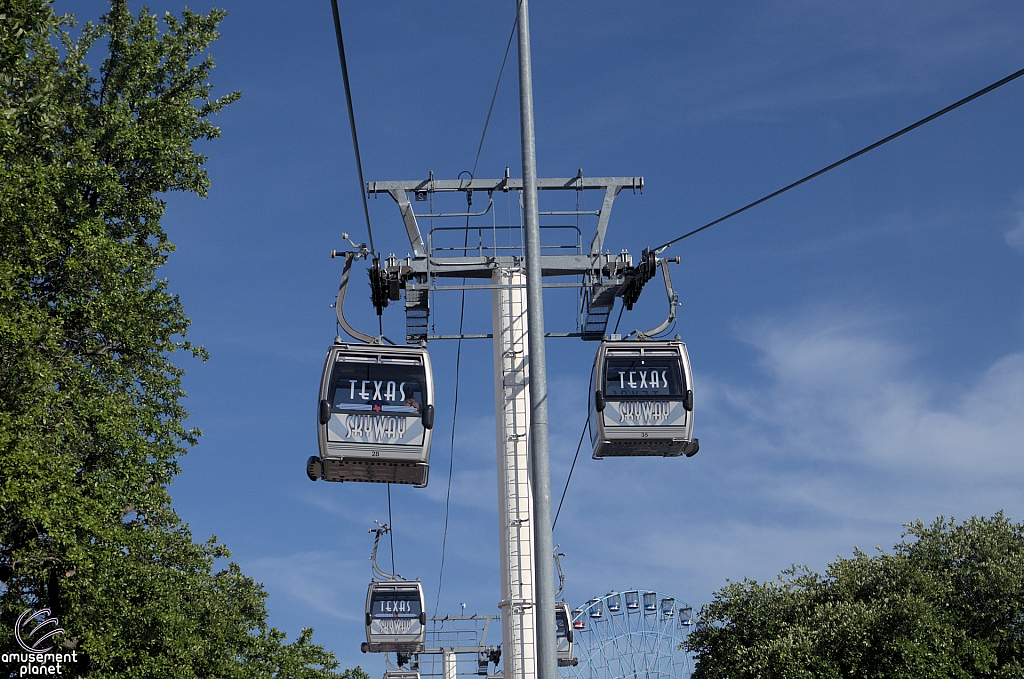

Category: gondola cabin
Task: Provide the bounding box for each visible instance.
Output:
[606,592,621,613]
[625,591,640,610]
[555,601,578,667]
[661,597,675,618]
[310,342,435,487]
[643,591,657,612]
[591,340,698,459]
[363,581,426,653]
[572,608,585,630]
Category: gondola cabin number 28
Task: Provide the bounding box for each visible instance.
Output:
[311,344,435,487]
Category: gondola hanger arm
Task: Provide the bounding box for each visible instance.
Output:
[627,257,680,340]
[332,247,396,346]
[553,546,566,599]
[369,521,402,581]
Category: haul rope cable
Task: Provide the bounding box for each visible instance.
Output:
[655,65,1024,251]
[552,414,589,531]
[435,9,521,615]
[388,483,395,575]
[554,68,1024,530]
[329,0,376,254]
[433,220,468,618]
[553,363,595,531]
[470,4,520,176]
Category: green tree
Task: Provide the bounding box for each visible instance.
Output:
[685,513,1024,678]
[0,2,349,676]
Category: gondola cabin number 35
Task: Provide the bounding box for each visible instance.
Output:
[592,340,698,458]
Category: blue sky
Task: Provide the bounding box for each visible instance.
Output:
[63,1,1024,674]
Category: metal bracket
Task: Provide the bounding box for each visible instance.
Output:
[366,174,648,344]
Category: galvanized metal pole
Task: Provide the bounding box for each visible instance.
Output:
[515,3,558,679]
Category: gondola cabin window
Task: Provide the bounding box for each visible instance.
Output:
[329,358,426,414]
[604,357,685,398]
[371,591,423,619]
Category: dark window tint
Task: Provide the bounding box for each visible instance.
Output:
[371,591,422,618]
[604,357,684,397]
[330,360,426,413]
[555,610,568,638]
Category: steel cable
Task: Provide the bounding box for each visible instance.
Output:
[329,0,376,254]
[655,65,1024,252]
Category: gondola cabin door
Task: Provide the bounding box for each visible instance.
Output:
[315,343,434,486]
[592,340,697,458]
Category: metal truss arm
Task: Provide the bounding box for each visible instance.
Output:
[388,189,427,258]
[589,184,621,256]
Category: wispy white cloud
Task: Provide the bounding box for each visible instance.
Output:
[1006,212,1024,252]
[248,551,368,621]
[551,308,1024,609]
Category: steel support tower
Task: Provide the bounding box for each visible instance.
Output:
[365,169,658,679]
[492,269,537,679]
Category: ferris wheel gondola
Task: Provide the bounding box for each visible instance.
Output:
[306,250,435,487]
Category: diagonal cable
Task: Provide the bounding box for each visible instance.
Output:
[329,0,376,254]
[656,65,1024,252]
[471,5,520,178]
[433,224,469,617]
[552,414,589,531]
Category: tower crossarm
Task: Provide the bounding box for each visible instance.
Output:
[368,175,643,261]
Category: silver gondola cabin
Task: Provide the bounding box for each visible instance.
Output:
[363,580,427,654]
[591,339,698,458]
[308,342,435,486]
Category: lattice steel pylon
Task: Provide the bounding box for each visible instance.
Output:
[560,590,695,679]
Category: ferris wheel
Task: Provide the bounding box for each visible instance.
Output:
[560,590,695,679]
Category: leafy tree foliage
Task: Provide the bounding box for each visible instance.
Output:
[0,2,350,676]
[686,514,1024,678]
